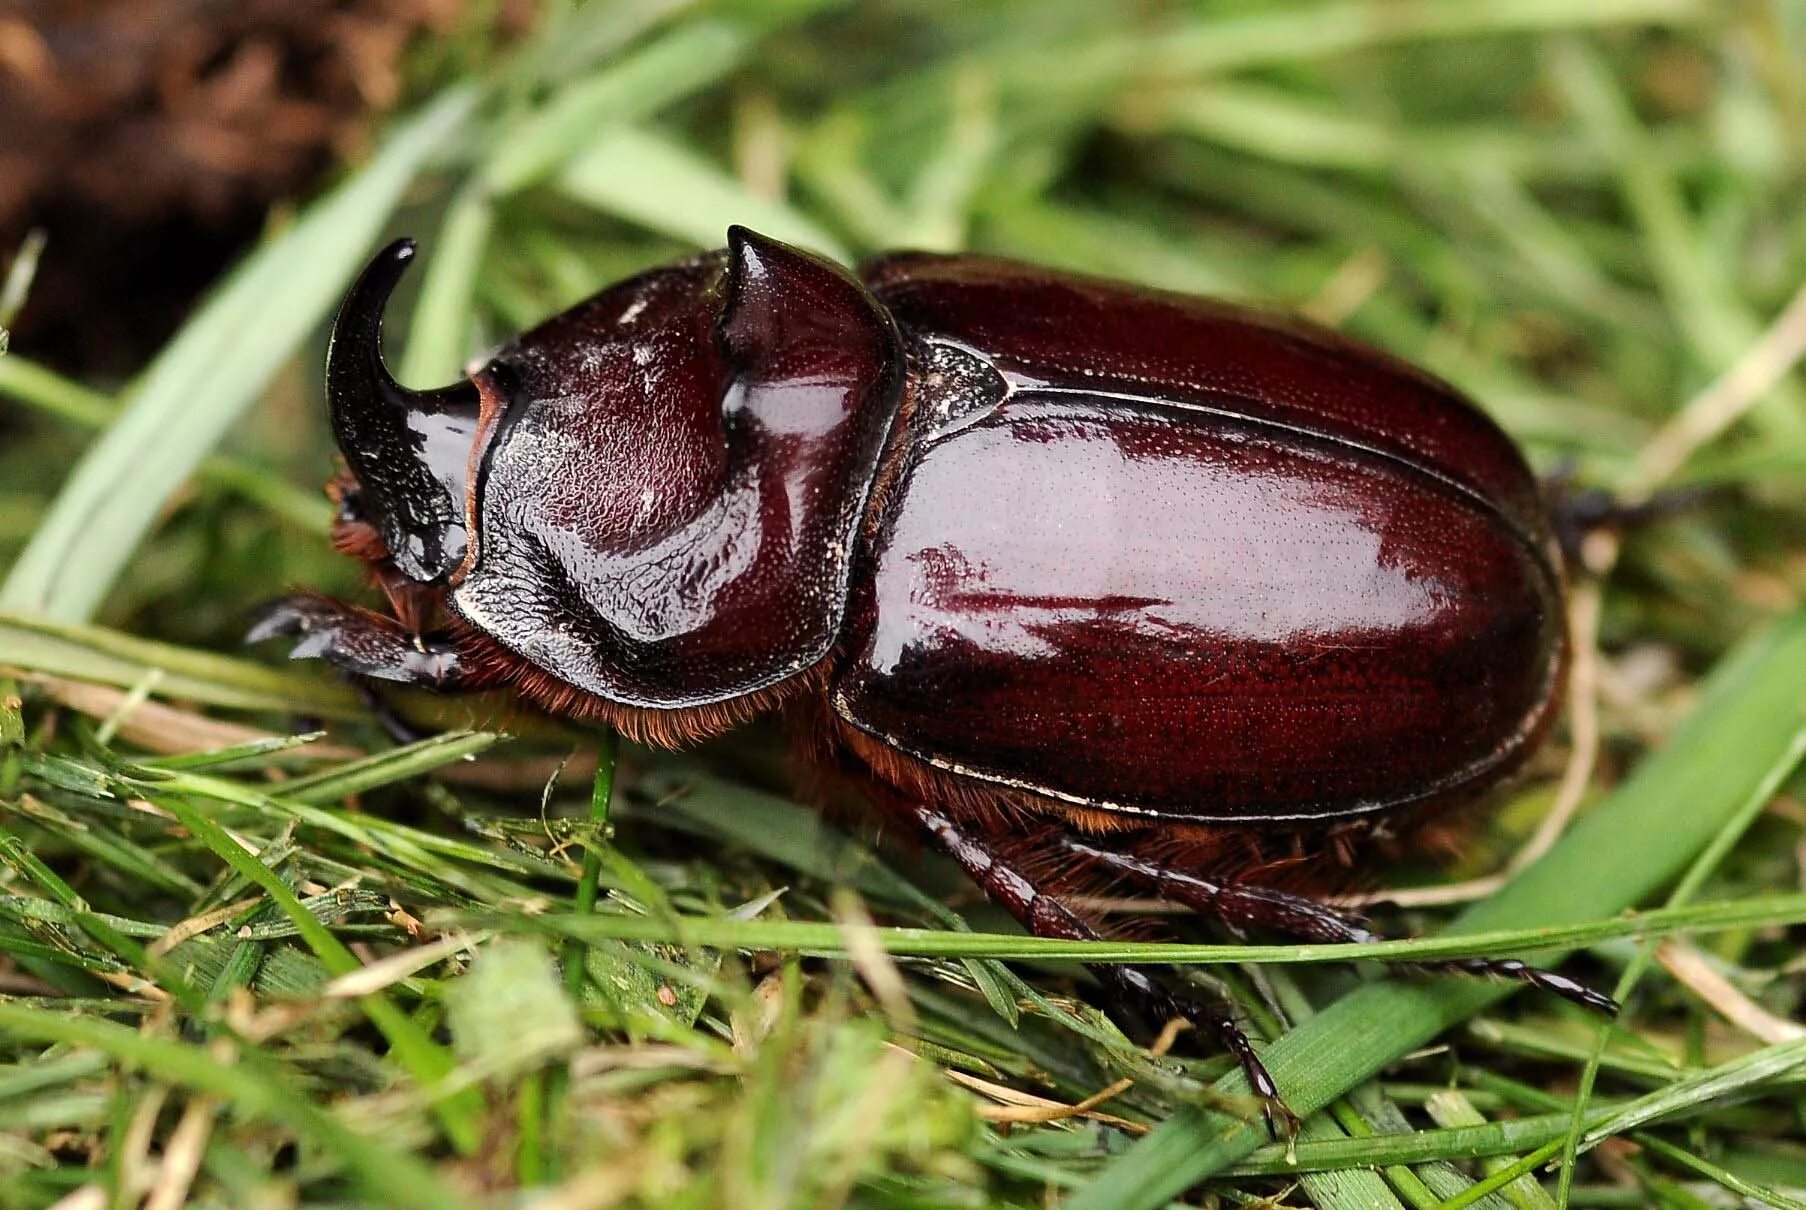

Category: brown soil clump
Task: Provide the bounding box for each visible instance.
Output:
[0,0,459,374]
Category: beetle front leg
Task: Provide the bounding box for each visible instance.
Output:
[896,800,1297,1137]
[1056,838,1619,1016]
[247,595,468,691]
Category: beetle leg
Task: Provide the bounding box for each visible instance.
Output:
[897,800,1298,1137]
[1545,474,1705,564]
[349,679,435,745]
[247,595,467,691]
[1057,838,1619,1016]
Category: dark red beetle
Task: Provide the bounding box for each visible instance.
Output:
[254,228,1614,1128]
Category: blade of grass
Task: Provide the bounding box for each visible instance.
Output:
[145,731,331,772]
[398,185,496,385]
[1633,1133,1806,1210]
[1131,0,1713,76]
[1065,608,1806,1210]
[0,230,45,349]
[9,776,204,902]
[1548,36,1806,444]
[0,613,361,716]
[543,731,618,1179]
[484,17,775,195]
[895,69,1000,250]
[153,793,487,1155]
[0,1002,470,1210]
[0,356,112,428]
[557,125,849,258]
[0,678,20,748]
[507,0,703,87]
[131,765,562,888]
[1226,1111,1590,1176]
[273,731,501,804]
[0,616,579,749]
[1,86,476,622]
[639,768,945,905]
[1578,1035,1806,1152]
[562,730,620,999]
[0,357,331,533]
[1556,645,1806,1201]
[0,822,207,1009]
[491,886,1806,962]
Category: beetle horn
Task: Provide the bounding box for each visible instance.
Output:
[718,225,897,379]
[327,238,481,584]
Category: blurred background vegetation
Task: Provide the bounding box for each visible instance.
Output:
[0,1,1803,1207]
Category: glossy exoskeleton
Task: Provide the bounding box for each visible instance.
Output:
[253,227,1616,1130]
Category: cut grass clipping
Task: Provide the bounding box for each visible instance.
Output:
[2,1,1805,1207]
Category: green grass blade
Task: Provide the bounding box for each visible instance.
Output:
[0,230,44,349]
[0,1002,471,1210]
[557,125,849,258]
[398,185,496,385]
[490,888,1806,961]
[1135,0,1712,75]
[483,19,763,195]
[1,87,476,622]
[274,731,501,804]
[0,356,113,428]
[1578,1036,1806,1151]
[154,793,488,1155]
[1066,609,1806,1210]
[0,613,360,716]
[1547,37,1806,443]
[0,357,331,533]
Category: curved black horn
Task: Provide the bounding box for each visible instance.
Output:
[328,239,481,583]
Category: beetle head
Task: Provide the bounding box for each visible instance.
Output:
[322,228,900,710]
[327,238,480,584]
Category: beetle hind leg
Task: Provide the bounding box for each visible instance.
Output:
[1056,837,1619,1016]
[894,798,1297,1137]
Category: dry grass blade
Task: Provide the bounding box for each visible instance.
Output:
[1654,940,1806,1046]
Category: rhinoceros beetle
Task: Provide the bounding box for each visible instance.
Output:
[253,227,1617,1131]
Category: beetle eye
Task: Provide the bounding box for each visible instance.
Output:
[335,486,365,526]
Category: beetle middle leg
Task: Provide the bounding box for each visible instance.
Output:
[1055,837,1618,1015]
[891,798,1298,1136]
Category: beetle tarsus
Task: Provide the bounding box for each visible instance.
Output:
[894,800,1296,1134]
[1425,956,1620,1016]
[1055,836,1618,1017]
[1097,961,1296,1140]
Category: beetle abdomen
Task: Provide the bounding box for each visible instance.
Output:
[832,387,1564,823]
